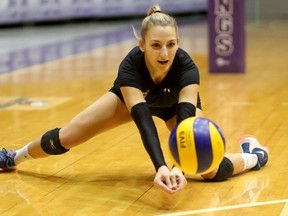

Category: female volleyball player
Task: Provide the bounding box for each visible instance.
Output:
[0,5,268,194]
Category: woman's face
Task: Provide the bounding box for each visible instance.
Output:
[140,25,178,76]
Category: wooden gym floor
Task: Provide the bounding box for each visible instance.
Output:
[0,15,288,216]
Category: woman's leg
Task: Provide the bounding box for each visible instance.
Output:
[24,92,132,159]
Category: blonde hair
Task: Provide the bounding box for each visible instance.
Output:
[132,5,178,40]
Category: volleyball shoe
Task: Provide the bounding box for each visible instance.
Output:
[239,135,269,170]
[0,148,16,169]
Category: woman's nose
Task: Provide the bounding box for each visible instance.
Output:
[160,46,168,58]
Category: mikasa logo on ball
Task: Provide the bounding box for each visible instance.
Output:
[179,131,186,148]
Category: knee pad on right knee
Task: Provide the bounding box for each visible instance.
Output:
[41,128,69,155]
[205,157,234,182]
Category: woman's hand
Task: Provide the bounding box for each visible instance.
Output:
[170,166,187,191]
[153,165,187,194]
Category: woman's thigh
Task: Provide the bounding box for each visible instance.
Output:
[60,92,132,148]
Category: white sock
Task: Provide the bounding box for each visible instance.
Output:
[14,143,34,165]
[241,153,258,170]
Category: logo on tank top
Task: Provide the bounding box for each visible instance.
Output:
[164,88,171,93]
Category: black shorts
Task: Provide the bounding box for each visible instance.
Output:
[149,100,202,122]
[109,86,202,122]
[150,105,177,122]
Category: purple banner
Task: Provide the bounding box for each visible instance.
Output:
[208,0,245,73]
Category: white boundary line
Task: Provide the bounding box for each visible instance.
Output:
[156,199,288,216]
[280,201,288,216]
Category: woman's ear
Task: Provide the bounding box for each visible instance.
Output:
[139,39,145,52]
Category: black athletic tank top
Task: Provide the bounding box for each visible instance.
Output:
[111,46,200,108]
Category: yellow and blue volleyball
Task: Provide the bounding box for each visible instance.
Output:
[168,117,225,175]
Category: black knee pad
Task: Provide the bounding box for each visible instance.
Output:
[206,157,234,182]
[41,128,69,155]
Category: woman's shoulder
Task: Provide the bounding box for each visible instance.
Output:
[120,46,143,67]
[119,46,146,75]
[125,46,143,59]
[174,48,196,67]
[176,48,192,59]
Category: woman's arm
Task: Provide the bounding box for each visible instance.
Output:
[177,84,199,123]
[178,84,199,104]
[120,86,166,171]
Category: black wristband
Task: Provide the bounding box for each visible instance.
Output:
[176,102,196,123]
[131,102,166,171]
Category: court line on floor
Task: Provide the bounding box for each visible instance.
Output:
[156,199,288,216]
[280,201,288,216]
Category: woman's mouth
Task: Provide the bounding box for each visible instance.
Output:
[158,60,169,65]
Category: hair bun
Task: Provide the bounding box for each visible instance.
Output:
[147,5,161,16]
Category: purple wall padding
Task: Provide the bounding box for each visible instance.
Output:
[208,0,245,73]
[0,0,207,24]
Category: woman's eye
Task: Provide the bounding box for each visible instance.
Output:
[152,43,161,48]
[168,43,175,47]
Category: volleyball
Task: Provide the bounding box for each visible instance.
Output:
[168,117,225,175]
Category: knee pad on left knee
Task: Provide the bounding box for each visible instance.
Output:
[206,157,234,182]
[41,128,69,155]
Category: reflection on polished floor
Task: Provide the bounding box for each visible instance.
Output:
[0,13,288,216]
